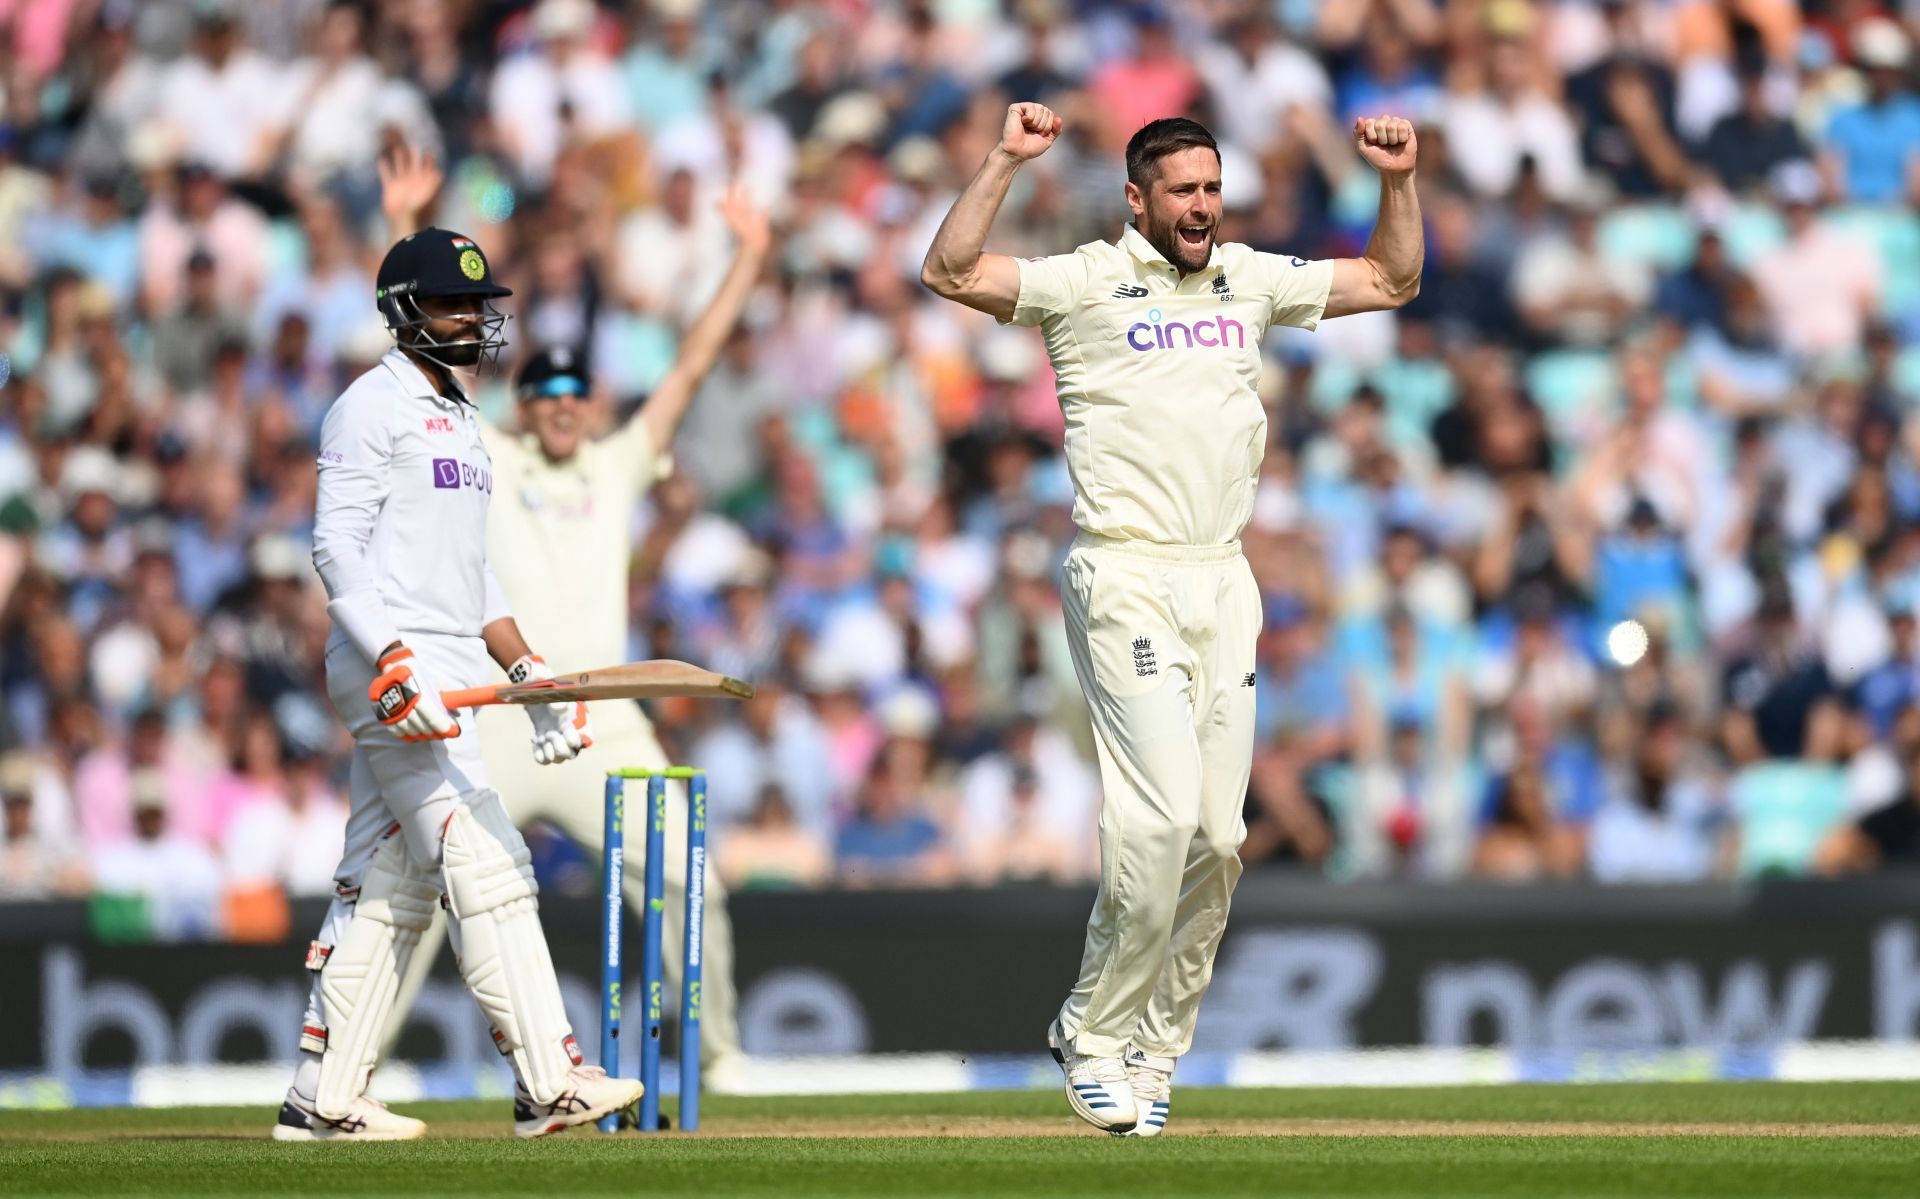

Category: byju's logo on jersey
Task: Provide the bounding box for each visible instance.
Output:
[431,457,491,494]
[1124,307,1248,353]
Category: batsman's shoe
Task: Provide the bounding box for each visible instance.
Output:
[1117,1048,1173,1137]
[271,1088,426,1142]
[513,1066,644,1139]
[1046,1019,1136,1133]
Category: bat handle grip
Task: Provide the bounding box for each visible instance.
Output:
[440,685,502,710]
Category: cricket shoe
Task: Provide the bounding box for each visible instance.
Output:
[513,1066,645,1138]
[1116,1048,1173,1137]
[1046,1019,1137,1133]
[271,1088,426,1141]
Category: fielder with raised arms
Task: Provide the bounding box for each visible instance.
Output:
[281,225,643,1141]
[921,105,1422,1135]
[375,148,768,1091]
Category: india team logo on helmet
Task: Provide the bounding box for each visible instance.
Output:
[449,236,485,280]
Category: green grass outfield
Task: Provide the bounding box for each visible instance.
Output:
[3,1082,1918,1198]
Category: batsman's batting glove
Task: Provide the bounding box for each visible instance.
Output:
[510,654,593,765]
[369,646,460,742]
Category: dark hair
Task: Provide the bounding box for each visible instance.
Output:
[1124,118,1219,189]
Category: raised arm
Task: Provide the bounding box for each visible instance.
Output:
[637,185,774,450]
[378,143,444,241]
[920,102,1062,321]
[1325,116,1423,319]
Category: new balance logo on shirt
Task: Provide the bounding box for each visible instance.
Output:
[1112,284,1149,298]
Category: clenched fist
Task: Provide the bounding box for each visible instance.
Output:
[1000,102,1062,162]
[1354,115,1417,177]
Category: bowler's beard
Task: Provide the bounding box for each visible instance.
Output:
[1141,212,1213,275]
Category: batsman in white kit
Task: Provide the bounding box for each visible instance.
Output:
[922,106,1422,1135]
[276,227,643,1141]
[373,152,769,1088]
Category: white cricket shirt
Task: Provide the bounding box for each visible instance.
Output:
[481,413,670,674]
[312,350,506,662]
[1008,224,1333,547]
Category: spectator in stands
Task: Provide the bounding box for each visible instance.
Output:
[1511,181,1653,347]
[1235,734,1333,873]
[1722,587,1832,763]
[716,784,832,891]
[1564,0,1692,198]
[1443,11,1586,203]
[694,676,836,842]
[137,160,268,317]
[0,752,87,899]
[1699,53,1808,195]
[966,763,1079,885]
[1729,697,1850,877]
[1821,18,1920,205]
[623,0,714,133]
[958,711,1097,877]
[1817,738,1920,874]
[1253,597,1351,762]
[1854,587,1920,742]
[834,742,955,888]
[1589,702,1727,882]
[155,1,290,185]
[488,0,630,188]
[1345,712,1473,880]
[1471,762,1584,881]
[1086,10,1199,153]
[89,768,222,931]
[1194,14,1333,160]
[220,739,345,898]
[1750,159,1881,359]
[151,251,245,394]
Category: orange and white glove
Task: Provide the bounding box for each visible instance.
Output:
[368,646,459,742]
[509,655,592,765]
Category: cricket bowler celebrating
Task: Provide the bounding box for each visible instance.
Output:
[376,149,768,1090]
[921,105,1421,1135]
[279,226,643,1141]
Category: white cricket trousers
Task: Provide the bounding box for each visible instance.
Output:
[304,632,508,1045]
[389,697,743,1070]
[1055,533,1260,1060]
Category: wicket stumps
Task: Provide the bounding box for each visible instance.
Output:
[599,766,707,1133]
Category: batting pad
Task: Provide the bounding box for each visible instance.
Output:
[441,791,578,1104]
[313,832,439,1120]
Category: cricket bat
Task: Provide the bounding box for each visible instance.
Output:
[440,660,754,709]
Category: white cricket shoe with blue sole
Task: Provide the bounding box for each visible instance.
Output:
[270,1088,426,1141]
[513,1066,645,1139]
[1117,1047,1173,1137]
[1047,1019,1137,1133]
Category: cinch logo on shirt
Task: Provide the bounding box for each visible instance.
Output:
[431,457,491,493]
[1124,307,1248,353]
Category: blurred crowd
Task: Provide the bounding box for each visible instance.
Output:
[8,0,1920,926]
